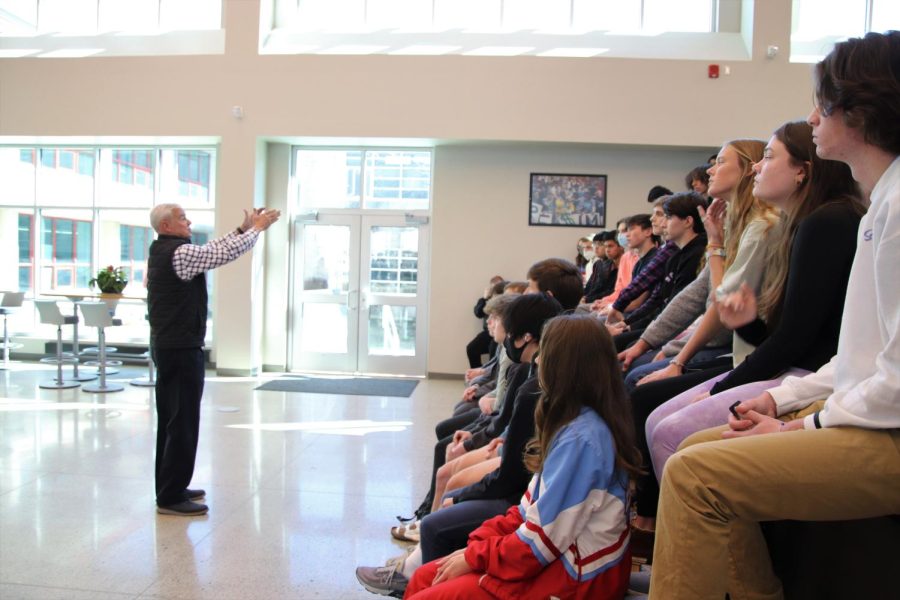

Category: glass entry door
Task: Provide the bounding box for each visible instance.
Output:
[289,213,429,375]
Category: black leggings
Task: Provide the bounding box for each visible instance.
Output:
[631,360,733,518]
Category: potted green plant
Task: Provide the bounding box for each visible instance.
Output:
[89,266,129,295]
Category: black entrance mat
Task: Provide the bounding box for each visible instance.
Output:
[255,376,418,398]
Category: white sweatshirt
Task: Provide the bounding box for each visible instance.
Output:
[769,156,900,430]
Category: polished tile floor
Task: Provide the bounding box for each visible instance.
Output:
[0,362,460,599]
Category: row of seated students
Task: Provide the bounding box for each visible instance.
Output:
[355,30,900,599]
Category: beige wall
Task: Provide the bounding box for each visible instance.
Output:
[0,0,817,375]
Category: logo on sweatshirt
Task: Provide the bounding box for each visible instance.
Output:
[863,228,873,241]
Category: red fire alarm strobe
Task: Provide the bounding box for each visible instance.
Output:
[708,64,720,79]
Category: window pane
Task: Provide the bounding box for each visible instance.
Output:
[368,226,418,294]
[0,148,36,206]
[302,225,350,293]
[503,0,570,32]
[100,209,154,294]
[296,0,365,31]
[98,0,159,33]
[39,209,93,291]
[159,0,222,30]
[6,209,35,293]
[295,150,362,210]
[38,0,98,34]
[643,0,712,32]
[367,0,432,30]
[0,0,38,35]
[37,148,95,207]
[363,151,431,210]
[99,148,155,207]
[434,0,500,31]
[160,149,215,209]
[573,0,640,31]
[791,0,866,42]
[367,305,416,356]
[872,0,900,33]
[300,303,349,353]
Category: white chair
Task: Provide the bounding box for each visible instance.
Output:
[0,291,25,370]
[77,301,124,393]
[34,300,81,390]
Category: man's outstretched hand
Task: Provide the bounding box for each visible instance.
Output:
[250,208,281,232]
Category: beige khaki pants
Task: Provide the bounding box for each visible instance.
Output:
[649,401,900,600]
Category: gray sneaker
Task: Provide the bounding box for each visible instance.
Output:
[355,555,409,597]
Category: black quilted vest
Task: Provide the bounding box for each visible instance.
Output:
[147,235,208,349]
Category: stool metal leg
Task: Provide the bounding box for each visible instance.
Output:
[82,327,123,393]
[68,307,97,382]
[2,315,8,369]
[40,326,80,390]
[130,339,156,387]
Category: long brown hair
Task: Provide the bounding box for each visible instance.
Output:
[721,139,779,269]
[757,121,865,326]
[524,314,642,483]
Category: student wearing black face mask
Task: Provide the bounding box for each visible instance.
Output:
[396,294,563,530]
[363,294,564,597]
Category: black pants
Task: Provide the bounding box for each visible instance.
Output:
[153,346,205,506]
[631,360,732,518]
[436,407,481,440]
[466,330,493,368]
[419,499,512,562]
[613,328,646,353]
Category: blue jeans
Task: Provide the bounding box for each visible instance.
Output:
[418,498,512,562]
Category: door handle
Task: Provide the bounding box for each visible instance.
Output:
[348,290,359,311]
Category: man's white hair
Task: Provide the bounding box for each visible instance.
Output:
[149,203,181,233]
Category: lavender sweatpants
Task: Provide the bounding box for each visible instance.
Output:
[646,368,810,481]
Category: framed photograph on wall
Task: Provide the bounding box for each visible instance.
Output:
[528,173,607,227]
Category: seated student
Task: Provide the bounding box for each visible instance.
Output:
[635,120,865,542]
[595,214,659,319]
[463,282,526,384]
[441,294,521,438]
[398,259,584,525]
[582,232,622,305]
[358,294,563,597]
[684,165,710,195]
[466,276,505,368]
[644,120,864,479]
[647,185,673,203]
[582,231,608,293]
[620,138,777,390]
[503,280,527,294]
[606,203,677,328]
[611,193,708,335]
[621,139,776,537]
[428,294,557,515]
[575,236,595,275]
[591,219,639,311]
[395,314,640,600]
[649,31,900,599]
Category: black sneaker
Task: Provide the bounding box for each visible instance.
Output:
[157,500,209,516]
[186,488,206,500]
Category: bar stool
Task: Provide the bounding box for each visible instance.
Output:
[77,301,124,393]
[59,296,98,382]
[0,291,25,370]
[130,314,155,388]
[34,299,81,390]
